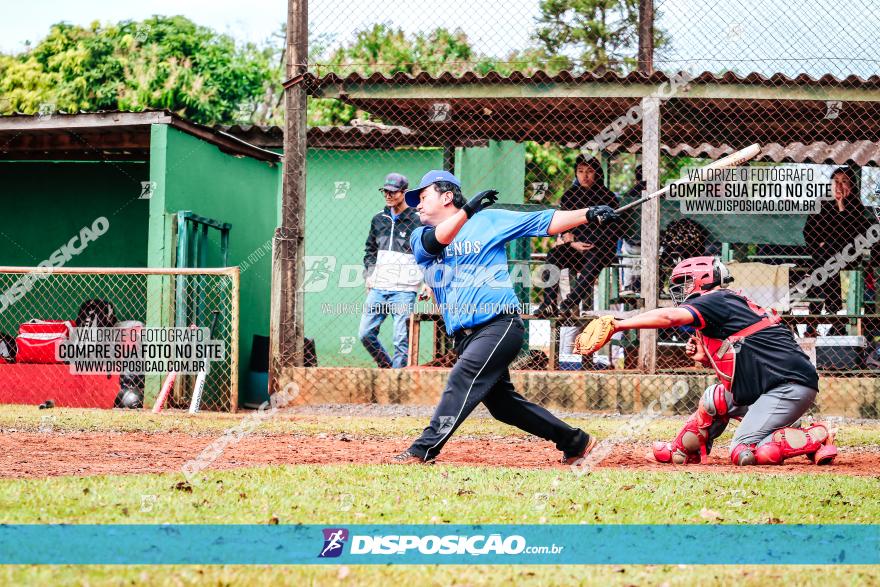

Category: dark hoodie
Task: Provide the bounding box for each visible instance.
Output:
[803,194,872,268]
[559,157,622,260]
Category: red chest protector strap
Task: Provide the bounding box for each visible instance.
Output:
[723,312,781,347]
[698,292,781,390]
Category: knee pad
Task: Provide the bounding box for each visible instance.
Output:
[753,423,835,465]
[699,384,731,419]
[652,385,731,465]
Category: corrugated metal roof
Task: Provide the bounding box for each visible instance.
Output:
[295,70,880,90]
[179,116,880,166]
[291,97,877,149]
[220,121,488,149]
[0,110,281,162]
[758,141,880,167]
[605,141,880,167]
[285,71,880,154]
[10,109,873,166]
[218,123,283,147]
[304,123,421,149]
[218,119,880,166]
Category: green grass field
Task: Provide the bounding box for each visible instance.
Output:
[1,405,878,585]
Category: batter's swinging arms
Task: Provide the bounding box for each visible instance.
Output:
[392,170,620,465]
[578,256,838,466]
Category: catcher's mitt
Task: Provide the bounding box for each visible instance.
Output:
[573,315,617,356]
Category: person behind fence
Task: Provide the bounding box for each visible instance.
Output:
[576,256,837,466]
[391,169,620,464]
[535,154,622,317]
[359,172,424,368]
[660,217,709,267]
[802,167,872,335]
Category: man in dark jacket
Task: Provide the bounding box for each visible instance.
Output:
[536,154,622,316]
[802,168,872,334]
[360,173,424,368]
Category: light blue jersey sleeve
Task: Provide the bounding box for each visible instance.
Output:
[486,209,556,243]
[411,208,555,263]
[410,226,438,266]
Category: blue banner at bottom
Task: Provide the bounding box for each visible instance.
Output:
[0,525,876,564]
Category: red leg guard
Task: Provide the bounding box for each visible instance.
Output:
[730,443,757,466]
[753,423,835,465]
[652,385,729,465]
[812,443,838,466]
[652,441,700,464]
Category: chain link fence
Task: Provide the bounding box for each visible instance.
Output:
[270,0,880,418]
[0,268,239,412]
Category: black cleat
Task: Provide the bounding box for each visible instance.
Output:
[562,434,598,465]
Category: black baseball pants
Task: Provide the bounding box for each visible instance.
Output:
[408,314,589,461]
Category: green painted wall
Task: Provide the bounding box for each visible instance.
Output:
[0,161,150,330]
[148,125,280,405]
[455,141,530,306]
[455,141,526,204]
[659,198,809,246]
[0,139,527,401]
[304,148,443,366]
[302,143,531,366]
[0,161,149,266]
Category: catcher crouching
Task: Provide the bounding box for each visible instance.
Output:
[575,256,837,466]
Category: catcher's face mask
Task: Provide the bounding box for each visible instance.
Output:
[668,274,695,305]
[668,256,731,305]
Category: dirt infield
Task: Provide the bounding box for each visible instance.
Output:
[1,431,878,478]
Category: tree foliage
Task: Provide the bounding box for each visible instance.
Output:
[0,16,275,125]
[307,24,477,126]
[320,24,473,77]
[1,10,677,204]
[306,25,575,125]
[535,0,668,73]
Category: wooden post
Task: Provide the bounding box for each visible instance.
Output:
[637,1,658,374]
[638,0,655,74]
[548,319,560,370]
[408,316,421,367]
[270,0,308,392]
[639,96,661,374]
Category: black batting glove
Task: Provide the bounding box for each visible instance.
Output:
[586,205,620,224]
[461,190,499,218]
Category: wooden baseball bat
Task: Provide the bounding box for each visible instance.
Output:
[616,143,761,213]
[152,322,196,413]
[152,370,178,414]
[188,310,221,414]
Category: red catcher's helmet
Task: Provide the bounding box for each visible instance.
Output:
[668,256,733,305]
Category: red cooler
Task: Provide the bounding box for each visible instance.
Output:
[16,320,75,364]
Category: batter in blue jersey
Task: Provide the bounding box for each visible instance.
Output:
[392,169,620,464]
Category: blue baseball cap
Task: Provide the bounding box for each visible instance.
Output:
[404,170,461,208]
